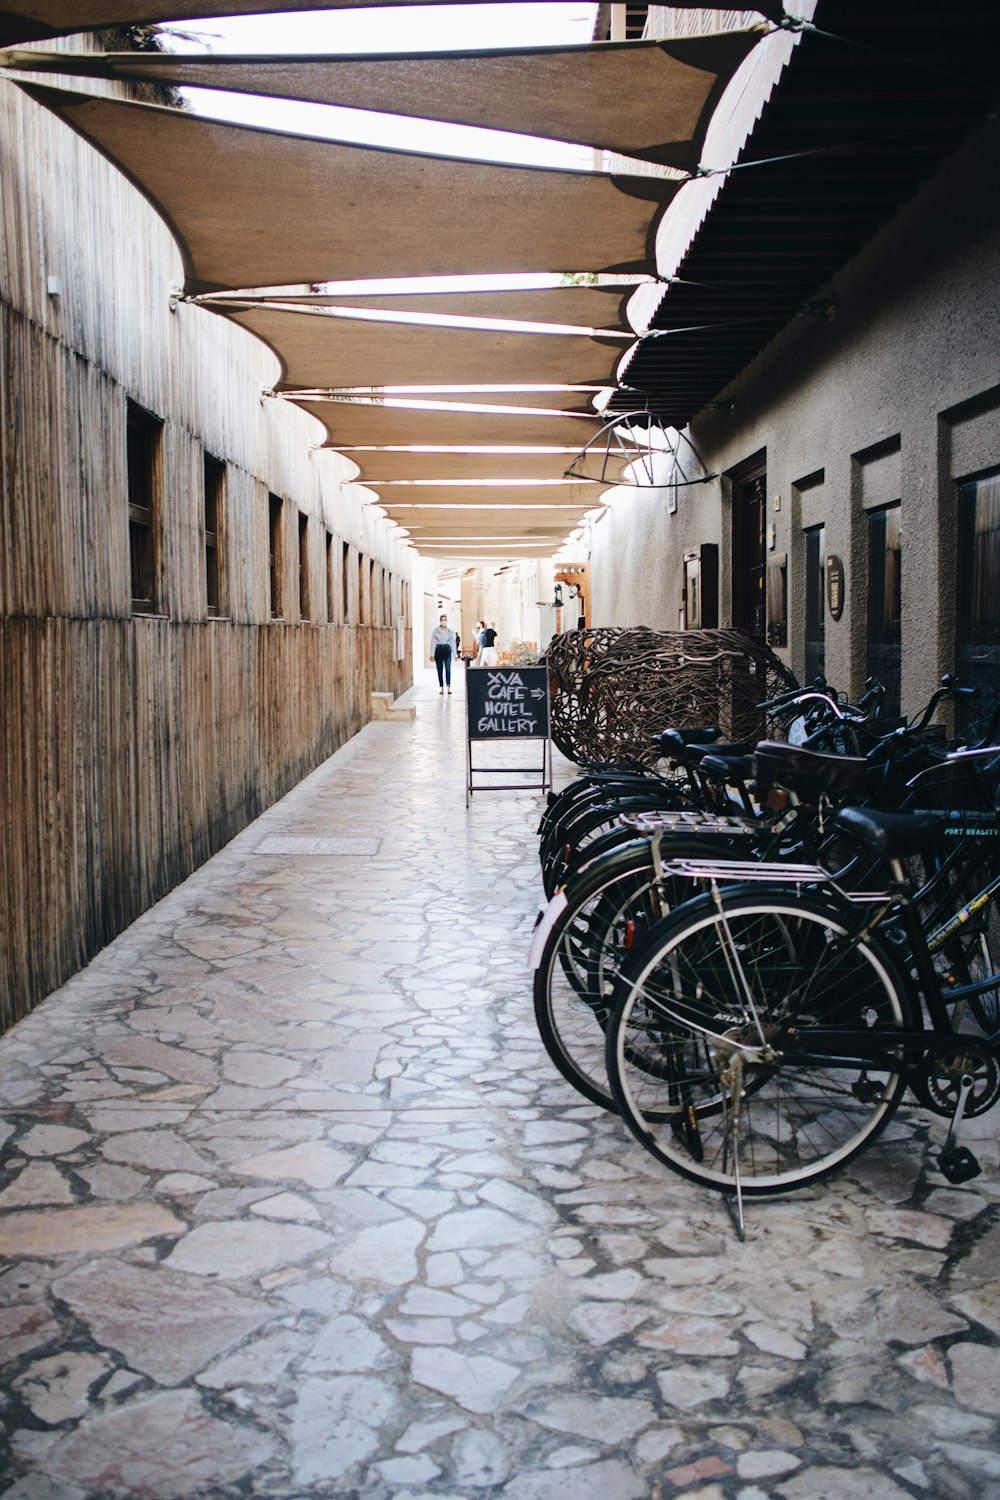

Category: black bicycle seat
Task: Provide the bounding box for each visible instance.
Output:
[652,727,722,753]
[833,806,946,858]
[688,740,751,762]
[698,754,755,783]
[753,740,871,802]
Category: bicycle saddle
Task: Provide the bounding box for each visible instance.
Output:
[753,740,871,802]
[687,740,751,762]
[698,753,755,783]
[651,727,722,753]
[834,806,946,858]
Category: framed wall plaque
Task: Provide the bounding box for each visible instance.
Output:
[826,555,845,621]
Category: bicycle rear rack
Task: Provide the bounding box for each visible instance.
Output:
[661,858,832,883]
[619,810,758,837]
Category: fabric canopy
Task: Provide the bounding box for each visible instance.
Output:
[3,12,779,562]
[380,504,597,530]
[416,547,564,557]
[337,450,584,481]
[219,283,642,330]
[360,391,604,409]
[0,0,786,47]
[21,84,678,291]
[222,304,627,391]
[416,548,568,558]
[10,28,765,169]
[367,481,597,506]
[294,399,605,450]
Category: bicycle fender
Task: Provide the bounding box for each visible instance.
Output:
[529,889,568,969]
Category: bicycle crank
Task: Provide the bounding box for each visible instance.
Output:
[920,1039,1000,1118]
[919,1038,1000,1186]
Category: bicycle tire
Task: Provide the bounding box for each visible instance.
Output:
[541,789,691,897]
[945,909,1000,1033]
[538,769,672,841]
[532,836,738,1110]
[539,784,680,877]
[921,861,1000,1033]
[605,887,915,1195]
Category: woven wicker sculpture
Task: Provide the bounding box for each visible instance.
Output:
[544,627,798,765]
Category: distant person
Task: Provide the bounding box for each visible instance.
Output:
[477,622,499,668]
[429,613,456,694]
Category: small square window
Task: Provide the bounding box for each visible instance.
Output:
[298,512,310,621]
[204,454,225,617]
[127,402,163,614]
[268,494,283,619]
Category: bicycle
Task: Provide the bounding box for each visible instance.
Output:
[531,687,1000,1115]
[540,675,907,896]
[603,804,1000,1238]
[530,814,757,1110]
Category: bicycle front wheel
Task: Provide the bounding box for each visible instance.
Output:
[606,889,915,1195]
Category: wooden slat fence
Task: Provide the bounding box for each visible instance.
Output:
[0,616,408,1033]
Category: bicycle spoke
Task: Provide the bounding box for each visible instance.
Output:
[607,892,912,1195]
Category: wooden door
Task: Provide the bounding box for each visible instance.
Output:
[732,467,767,642]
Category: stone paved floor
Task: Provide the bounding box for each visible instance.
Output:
[2,669,1000,1500]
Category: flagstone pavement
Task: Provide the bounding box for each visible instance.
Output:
[2,668,1000,1500]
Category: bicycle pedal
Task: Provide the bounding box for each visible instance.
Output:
[937,1145,981,1184]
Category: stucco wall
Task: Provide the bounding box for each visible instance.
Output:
[591,115,1000,717]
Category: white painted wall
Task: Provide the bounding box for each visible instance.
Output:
[589,116,1000,719]
[452,558,559,659]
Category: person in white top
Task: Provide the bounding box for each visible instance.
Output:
[476,623,499,668]
[429,615,457,694]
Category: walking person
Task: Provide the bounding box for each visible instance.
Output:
[477,622,500,668]
[429,614,456,694]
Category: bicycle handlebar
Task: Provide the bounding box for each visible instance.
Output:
[910,673,979,732]
[970,697,1000,750]
[755,685,812,712]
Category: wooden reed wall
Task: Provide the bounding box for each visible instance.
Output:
[0,74,414,1033]
[0,617,405,1033]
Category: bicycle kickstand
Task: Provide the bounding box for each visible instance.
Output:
[719,1051,747,1242]
[937,1072,982,1185]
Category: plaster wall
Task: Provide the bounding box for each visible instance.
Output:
[591,116,1000,717]
[459,560,555,659]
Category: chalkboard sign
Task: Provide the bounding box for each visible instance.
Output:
[465,664,551,802]
[466,665,550,740]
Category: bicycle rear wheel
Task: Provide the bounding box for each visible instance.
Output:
[540,788,690,897]
[533,837,737,1110]
[606,889,914,1195]
[927,885,1000,1034]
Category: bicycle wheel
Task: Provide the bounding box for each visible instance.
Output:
[606,888,915,1195]
[950,905,1000,1032]
[532,837,737,1110]
[915,845,1000,1032]
[971,895,1000,1030]
[541,789,690,896]
[538,769,668,843]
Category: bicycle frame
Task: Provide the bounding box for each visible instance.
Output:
[655,858,996,1061]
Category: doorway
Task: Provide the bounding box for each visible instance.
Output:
[867,504,901,717]
[804,524,826,686]
[957,473,1000,731]
[731,460,767,643]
